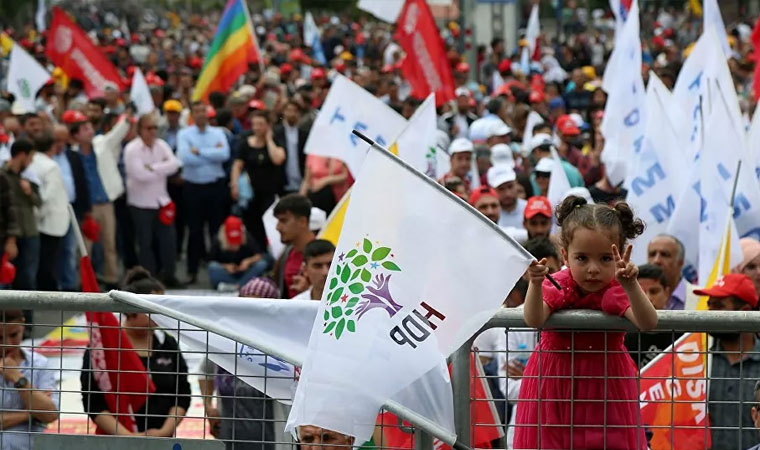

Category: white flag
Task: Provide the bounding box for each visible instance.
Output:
[357,0,404,23]
[703,0,731,57]
[285,146,532,443]
[521,4,540,73]
[7,45,50,114]
[749,108,760,183]
[547,147,571,210]
[36,0,46,31]
[522,111,544,152]
[394,94,442,178]
[626,73,686,264]
[304,75,407,176]
[130,68,155,116]
[600,0,646,186]
[304,12,326,65]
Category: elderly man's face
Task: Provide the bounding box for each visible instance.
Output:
[299,426,353,450]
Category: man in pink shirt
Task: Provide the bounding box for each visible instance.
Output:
[124,114,182,287]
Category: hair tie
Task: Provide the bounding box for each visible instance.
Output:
[575,204,582,209]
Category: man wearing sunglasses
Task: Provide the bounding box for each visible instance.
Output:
[124,114,181,287]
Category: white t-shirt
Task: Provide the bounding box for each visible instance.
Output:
[498,198,527,229]
[292,288,314,301]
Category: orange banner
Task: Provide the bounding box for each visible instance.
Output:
[639,332,710,450]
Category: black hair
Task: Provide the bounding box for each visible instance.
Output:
[486,98,503,115]
[208,91,226,110]
[0,310,25,323]
[121,266,165,294]
[251,110,270,123]
[283,99,302,113]
[190,100,206,110]
[10,139,33,157]
[532,122,552,135]
[510,278,529,299]
[524,237,559,261]
[637,264,669,289]
[33,130,54,154]
[273,194,312,220]
[556,196,645,248]
[88,97,106,109]
[215,108,234,128]
[69,79,85,90]
[19,113,40,126]
[304,239,335,263]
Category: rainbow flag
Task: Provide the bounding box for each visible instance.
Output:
[192,0,261,101]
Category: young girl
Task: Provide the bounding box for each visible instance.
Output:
[515,196,658,450]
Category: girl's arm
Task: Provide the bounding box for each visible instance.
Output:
[523,259,553,328]
[614,245,658,331]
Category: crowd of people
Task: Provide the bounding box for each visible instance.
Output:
[0,0,759,449]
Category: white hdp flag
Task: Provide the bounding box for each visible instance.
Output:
[393,94,442,178]
[285,145,532,443]
[357,0,404,23]
[600,0,646,186]
[673,26,743,164]
[609,0,632,34]
[626,73,687,264]
[703,0,731,57]
[547,147,571,210]
[304,12,326,66]
[130,68,155,116]
[304,75,407,176]
[749,108,760,182]
[521,4,540,73]
[522,111,544,151]
[7,45,50,114]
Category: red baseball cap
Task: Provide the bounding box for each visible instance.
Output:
[224,216,244,246]
[524,196,553,220]
[289,48,311,64]
[311,68,326,80]
[468,186,498,206]
[529,90,546,103]
[694,273,759,308]
[62,110,88,125]
[498,59,512,73]
[280,62,293,75]
[556,115,581,136]
[248,99,266,111]
[455,62,470,73]
[206,105,217,118]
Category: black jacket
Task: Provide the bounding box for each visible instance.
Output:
[65,147,91,220]
[272,122,309,181]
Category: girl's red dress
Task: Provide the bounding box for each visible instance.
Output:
[513,268,647,450]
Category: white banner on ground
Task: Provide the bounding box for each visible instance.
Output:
[286,146,532,443]
[303,74,407,176]
[7,45,50,113]
[600,0,646,186]
[627,73,686,264]
[130,68,155,116]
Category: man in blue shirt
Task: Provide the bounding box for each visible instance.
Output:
[177,101,230,282]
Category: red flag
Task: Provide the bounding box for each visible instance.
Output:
[752,16,760,101]
[45,8,123,98]
[639,332,710,450]
[80,245,155,433]
[394,0,455,106]
[378,354,502,449]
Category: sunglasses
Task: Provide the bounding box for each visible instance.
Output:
[535,171,551,178]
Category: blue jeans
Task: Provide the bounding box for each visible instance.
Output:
[56,225,78,291]
[12,236,40,290]
[208,256,271,289]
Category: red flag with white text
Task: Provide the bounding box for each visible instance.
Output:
[751,16,760,101]
[394,0,455,106]
[45,7,124,97]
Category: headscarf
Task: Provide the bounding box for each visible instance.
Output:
[239,277,281,299]
[733,238,760,273]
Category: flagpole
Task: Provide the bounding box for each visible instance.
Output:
[109,290,468,450]
[351,130,562,291]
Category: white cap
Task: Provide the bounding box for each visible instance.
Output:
[528,133,556,152]
[103,81,119,92]
[487,164,517,188]
[10,101,28,116]
[455,87,471,97]
[309,207,327,231]
[449,138,474,154]
[490,143,513,166]
[562,187,595,204]
[487,120,512,138]
[534,157,555,173]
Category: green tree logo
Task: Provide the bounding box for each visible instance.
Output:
[322,237,402,340]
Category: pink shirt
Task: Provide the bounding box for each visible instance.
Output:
[124,137,180,209]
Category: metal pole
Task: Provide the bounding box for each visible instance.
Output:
[450,341,472,447]
[109,290,467,449]
[415,428,434,450]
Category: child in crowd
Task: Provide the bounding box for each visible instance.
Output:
[516,195,658,450]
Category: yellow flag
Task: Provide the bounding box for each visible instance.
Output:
[317,189,351,245]
[696,214,732,310]
[689,0,703,17]
[0,33,14,57]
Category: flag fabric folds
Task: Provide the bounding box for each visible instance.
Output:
[285,144,532,443]
[752,16,760,101]
[303,12,326,66]
[192,0,261,101]
[394,0,455,106]
[7,45,50,113]
[129,68,155,116]
[45,7,123,98]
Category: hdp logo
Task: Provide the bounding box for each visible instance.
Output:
[16,79,30,99]
[322,237,402,339]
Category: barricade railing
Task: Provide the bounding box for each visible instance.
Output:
[1,290,759,450]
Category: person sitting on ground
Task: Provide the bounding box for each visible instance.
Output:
[208,216,271,290]
[0,309,59,450]
[81,267,191,437]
